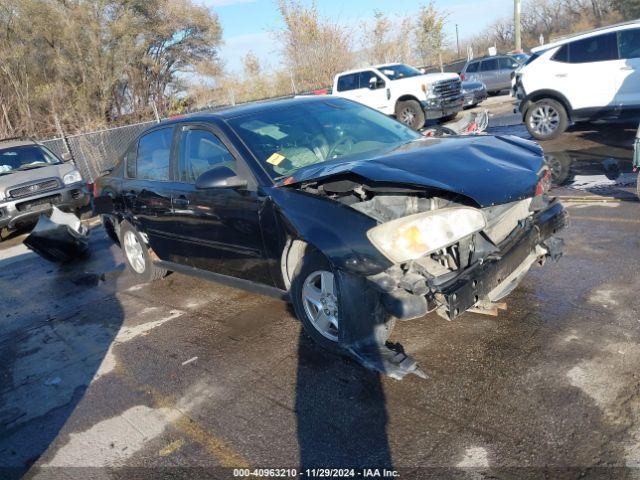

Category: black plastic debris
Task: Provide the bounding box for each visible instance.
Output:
[23,206,89,262]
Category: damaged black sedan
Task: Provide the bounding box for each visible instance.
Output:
[94,96,566,379]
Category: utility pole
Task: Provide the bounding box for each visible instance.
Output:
[514,0,522,51]
[455,24,460,57]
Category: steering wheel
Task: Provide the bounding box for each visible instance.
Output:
[326,136,354,160]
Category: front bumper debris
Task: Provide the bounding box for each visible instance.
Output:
[372,199,567,321]
[23,206,89,262]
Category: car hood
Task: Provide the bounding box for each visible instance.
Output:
[0,163,76,195]
[280,135,545,208]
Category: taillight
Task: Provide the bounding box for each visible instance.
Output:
[535,169,552,196]
[91,182,99,197]
[460,73,465,81]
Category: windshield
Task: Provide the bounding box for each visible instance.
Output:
[0,145,62,175]
[378,64,423,80]
[228,99,421,179]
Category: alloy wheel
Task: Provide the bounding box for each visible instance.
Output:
[302,270,339,342]
[123,230,146,274]
[399,108,415,125]
[529,104,560,137]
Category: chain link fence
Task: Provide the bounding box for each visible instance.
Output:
[41,121,156,183]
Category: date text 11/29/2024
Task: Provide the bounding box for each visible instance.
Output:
[233,468,400,478]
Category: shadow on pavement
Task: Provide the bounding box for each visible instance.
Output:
[295,332,393,471]
[0,225,127,478]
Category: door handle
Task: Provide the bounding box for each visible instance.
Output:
[555,73,567,78]
[621,66,633,71]
[174,196,190,207]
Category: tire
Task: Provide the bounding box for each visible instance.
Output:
[525,98,568,141]
[290,248,395,352]
[395,100,426,131]
[0,227,10,242]
[102,215,120,246]
[119,221,167,283]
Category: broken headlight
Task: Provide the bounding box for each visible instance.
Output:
[367,207,486,263]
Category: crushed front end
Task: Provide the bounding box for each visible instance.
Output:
[361,192,566,321]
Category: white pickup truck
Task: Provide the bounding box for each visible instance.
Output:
[331,63,464,130]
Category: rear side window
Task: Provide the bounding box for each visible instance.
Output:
[337,73,359,92]
[178,129,235,183]
[480,59,498,71]
[566,32,618,63]
[135,127,173,181]
[125,143,137,178]
[465,62,479,73]
[618,29,640,59]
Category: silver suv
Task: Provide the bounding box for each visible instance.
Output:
[0,138,89,240]
[461,55,522,94]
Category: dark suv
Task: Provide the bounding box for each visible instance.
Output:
[0,139,90,240]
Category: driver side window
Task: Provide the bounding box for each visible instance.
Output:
[178,129,235,184]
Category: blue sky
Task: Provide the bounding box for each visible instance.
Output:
[201,0,513,73]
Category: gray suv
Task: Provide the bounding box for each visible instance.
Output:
[461,55,522,94]
[0,139,89,240]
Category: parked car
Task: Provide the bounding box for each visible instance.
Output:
[514,20,640,140]
[460,55,522,95]
[0,138,89,240]
[331,63,463,131]
[461,80,488,108]
[94,96,566,375]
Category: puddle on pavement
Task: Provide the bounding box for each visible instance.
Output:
[544,149,637,197]
[486,121,638,198]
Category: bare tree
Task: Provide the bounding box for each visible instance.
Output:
[276,0,352,91]
[414,2,447,67]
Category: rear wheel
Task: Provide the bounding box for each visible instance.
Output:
[119,221,167,283]
[525,98,568,140]
[395,100,425,131]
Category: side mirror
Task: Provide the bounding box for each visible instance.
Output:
[369,77,380,89]
[61,152,72,162]
[195,166,247,189]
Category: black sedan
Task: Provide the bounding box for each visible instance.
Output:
[95,96,566,378]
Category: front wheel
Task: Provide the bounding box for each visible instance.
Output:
[525,98,568,140]
[395,100,426,131]
[119,221,167,283]
[291,250,341,351]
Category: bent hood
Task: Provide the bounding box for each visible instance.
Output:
[281,135,545,208]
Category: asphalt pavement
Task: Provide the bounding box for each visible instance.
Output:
[1,100,639,479]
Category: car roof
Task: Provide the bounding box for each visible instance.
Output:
[531,19,640,53]
[466,54,512,64]
[0,138,40,149]
[156,95,350,126]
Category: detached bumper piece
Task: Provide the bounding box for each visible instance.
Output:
[23,206,89,263]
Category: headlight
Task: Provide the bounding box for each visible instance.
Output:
[0,190,5,202]
[367,207,487,263]
[63,169,82,185]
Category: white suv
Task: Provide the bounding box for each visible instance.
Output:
[514,20,640,140]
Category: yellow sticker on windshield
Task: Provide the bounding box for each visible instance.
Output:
[266,152,286,166]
